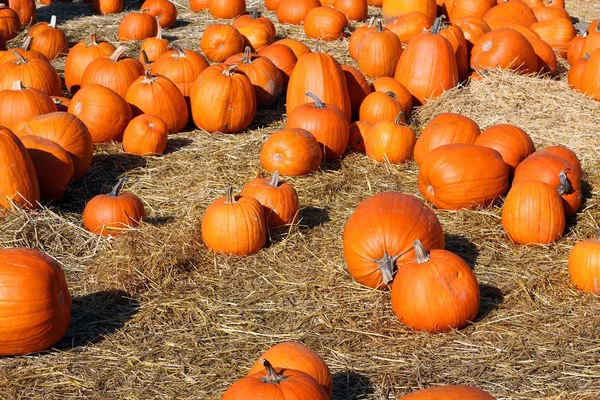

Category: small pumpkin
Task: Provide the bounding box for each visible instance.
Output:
[474,123,535,177]
[382,0,436,23]
[93,0,122,14]
[26,16,68,60]
[117,10,158,41]
[200,23,245,63]
[391,239,480,332]
[201,186,267,255]
[7,0,35,26]
[260,128,323,176]
[341,64,371,121]
[470,28,538,74]
[347,120,371,153]
[356,20,403,79]
[232,8,276,52]
[258,43,298,87]
[365,111,415,164]
[83,176,146,237]
[0,49,62,96]
[333,0,367,21]
[138,19,169,63]
[369,77,412,116]
[122,114,168,156]
[358,90,405,125]
[568,231,600,294]
[303,6,348,41]
[385,11,432,44]
[0,3,21,40]
[348,17,376,59]
[141,0,177,29]
[276,0,321,25]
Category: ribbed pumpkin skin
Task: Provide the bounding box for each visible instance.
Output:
[64,33,116,94]
[0,53,62,96]
[190,64,256,133]
[25,17,69,60]
[0,127,40,210]
[502,181,565,245]
[8,0,36,27]
[391,242,480,332]
[356,23,403,78]
[16,112,93,181]
[0,4,22,40]
[141,0,177,29]
[0,83,57,133]
[369,77,412,116]
[398,385,497,399]
[125,71,188,133]
[232,11,277,52]
[80,47,145,98]
[20,135,74,202]
[358,91,404,125]
[117,12,158,41]
[246,342,333,399]
[470,28,538,74]
[414,113,480,166]
[200,24,245,63]
[535,145,581,173]
[341,64,371,121]
[569,235,600,294]
[482,0,537,27]
[276,0,321,25]
[530,18,576,57]
[122,114,168,155]
[201,190,266,255]
[240,173,300,228]
[260,128,322,176]
[303,6,348,41]
[208,0,246,19]
[343,192,445,289]
[68,84,133,144]
[0,248,72,356]
[579,49,600,100]
[365,118,415,164]
[287,52,352,122]
[418,144,509,210]
[447,0,496,21]
[474,124,534,175]
[258,44,298,87]
[150,46,209,102]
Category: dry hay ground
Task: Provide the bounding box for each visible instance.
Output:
[2,1,600,399]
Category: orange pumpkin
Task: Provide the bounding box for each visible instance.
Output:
[369,77,412,116]
[141,0,177,29]
[93,0,123,14]
[0,127,39,210]
[529,37,557,76]
[274,38,311,59]
[8,0,35,27]
[333,0,367,21]
[358,90,404,125]
[0,4,22,40]
[260,128,323,176]
[0,248,71,356]
[365,112,415,164]
[482,0,538,27]
[578,48,600,100]
[348,17,376,59]
[474,123,534,177]
[453,16,491,56]
[341,64,371,121]
[138,19,169,63]
[0,50,62,96]
[568,232,600,294]
[446,0,496,21]
[232,8,277,52]
[276,0,320,25]
[530,17,576,57]
[470,28,538,74]
[122,114,168,156]
[356,21,403,79]
[64,33,116,95]
[385,11,432,44]
[303,6,348,41]
[347,120,371,153]
[382,0,436,23]
[200,23,245,63]
[258,43,298,87]
[26,15,68,60]
[208,0,246,19]
[0,80,57,134]
[117,10,158,41]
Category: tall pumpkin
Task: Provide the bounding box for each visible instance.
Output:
[343,192,445,289]
[0,248,71,356]
[0,127,39,209]
[287,51,352,121]
[25,15,68,60]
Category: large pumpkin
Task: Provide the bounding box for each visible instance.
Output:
[0,248,71,356]
[0,127,39,210]
[399,385,496,399]
[568,232,600,294]
[343,192,445,289]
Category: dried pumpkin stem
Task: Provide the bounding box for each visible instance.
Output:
[224,186,237,205]
[366,16,375,28]
[250,7,259,19]
[87,33,98,46]
[49,15,57,28]
[141,49,150,65]
[109,176,128,197]
[556,171,572,196]
[431,16,443,34]
[170,43,186,58]
[376,20,383,32]
[109,46,128,62]
[385,91,398,99]
[11,80,25,91]
[306,92,325,109]
[242,46,252,64]
[269,171,280,187]
[394,111,404,125]
[155,17,163,39]
[259,358,285,383]
[22,36,33,50]
[375,252,401,285]
[413,240,431,264]
[11,50,27,65]
[142,67,156,83]
[222,64,238,76]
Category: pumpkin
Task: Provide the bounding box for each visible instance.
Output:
[359,91,405,126]
[64,33,116,95]
[580,22,600,60]
[26,15,68,60]
[287,51,351,122]
[125,68,188,133]
[0,127,39,210]
[414,113,480,166]
[382,0,436,23]
[0,4,22,40]
[334,0,367,21]
[276,0,320,25]
[446,0,496,21]
[512,153,581,217]
[274,38,311,58]
[232,8,276,52]
[484,18,540,40]
[209,0,246,19]
[138,19,169,63]
[0,37,46,64]
[141,0,177,29]
[385,11,432,44]
[240,171,299,228]
[534,145,581,173]
[303,6,348,41]
[151,44,209,104]
[529,37,557,76]
[418,144,509,210]
[453,16,491,56]
[247,342,332,399]
[531,5,569,21]
[122,114,168,156]
[391,239,480,332]
[223,358,329,400]
[568,231,600,294]
[93,0,122,14]
[502,180,565,245]
[20,135,74,202]
[260,128,323,176]
[399,385,496,399]
[394,17,459,105]
[355,21,402,79]
[68,84,132,144]
[0,248,71,356]
[201,186,266,255]
[347,120,370,153]
[343,191,445,289]
[348,17,376,59]
[0,50,61,96]
[258,43,298,87]
[341,64,371,121]
[369,77,412,116]
[579,48,600,100]
[568,53,588,91]
[365,112,414,163]
[265,0,281,10]
[190,63,256,133]
[0,80,57,133]
[470,28,538,74]
[566,34,587,66]
[474,123,534,177]
[52,96,70,112]
[530,17,576,57]
[438,16,470,80]
[80,46,144,99]
[83,176,146,237]
[190,0,209,12]
[482,0,538,27]
[7,0,35,26]
[15,112,93,181]
[225,46,284,108]
[117,10,158,41]
[200,23,245,63]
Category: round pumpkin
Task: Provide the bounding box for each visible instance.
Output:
[347,120,371,153]
[470,28,538,74]
[117,10,158,41]
[341,64,371,121]
[356,20,403,79]
[260,128,323,176]
[233,8,277,52]
[64,33,116,95]
[0,50,62,96]
[568,232,600,294]
[200,23,245,63]
[25,15,68,60]
[122,114,168,156]
[141,0,177,29]
[303,6,348,41]
[0,80,57,134]
[276,0,320,25]
[209,0,245,19]
[365,112,415,164]
[385,11,432,45]
[474,123,534,177]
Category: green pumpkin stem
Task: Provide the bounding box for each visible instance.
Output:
[269,171,280,187]
[109,176,128,197]
[431,16,444,34]
[224,186,237,205]
[375,252,401,285]
[556,171,572,196]
[242,46,252,64]
[394,111,404,125]
[306,92,325,108]
[260,358,286,383]
[413,240,431,264]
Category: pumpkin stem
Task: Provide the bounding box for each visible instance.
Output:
[86,33,99,46]
[109,46,128,62]
[306,92,325,108]
[224,186,238,204]
[109,176,128,197]
[222,64,238,76]
[413,240,431,264]
[366,16,375,28]
[314,39,321,53]
[49,15,57,29]
[431,16,444,34]
[259,358,286,383]
[242,46,252,64]
[375,252,401,285]
[250,7,259,19]
[384,90,397,100]
[142,68,156,84]
[394,111,404,125]
[155,16,163,39]
[22,36,33,50]
[376,19,383,33]
[11,50,27,65]
[556,171,572,196]
[269,171,280,187]
[141,49,150,65]
[11,80,25,91]
[170,43,186,58]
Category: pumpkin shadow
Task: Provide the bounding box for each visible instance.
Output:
[144,216,175,225]
[565,178,592,232]
[164,136,195,154]
[444,233,480,270]
[476,283,504,322]
[55,289,139,350]
[297,206,330,229]
[332,370,375,400]
[250,97,287,128]
[322,158,342,172]
[35,2,96,27]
